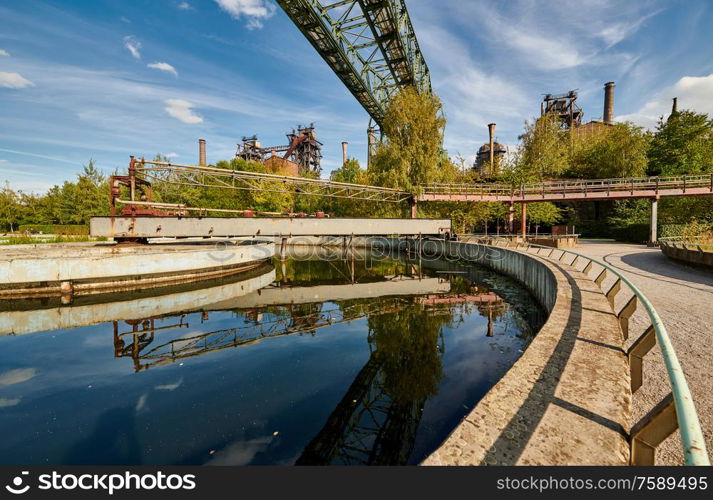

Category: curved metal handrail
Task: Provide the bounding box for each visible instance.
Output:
[484,237,709,466]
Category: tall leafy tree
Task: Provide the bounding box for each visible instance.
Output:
[648,110,713,176]
[368,86,453,191]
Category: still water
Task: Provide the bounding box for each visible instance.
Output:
[0,250,546,465]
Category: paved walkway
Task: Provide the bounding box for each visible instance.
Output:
[576,240,713,465]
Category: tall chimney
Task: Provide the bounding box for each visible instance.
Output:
[367,127,376,167]
[198,139,206,166]
[341,141,348,167]
[488,123,496,173]
[672,97,678,114]
[603,82,615,125]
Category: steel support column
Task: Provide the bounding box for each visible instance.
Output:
[650,197,659,244]
[508,202,514,234]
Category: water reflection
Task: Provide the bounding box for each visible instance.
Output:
[0,251,546,466]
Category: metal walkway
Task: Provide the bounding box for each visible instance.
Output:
[421,174,713,203]
[277,0,432,127]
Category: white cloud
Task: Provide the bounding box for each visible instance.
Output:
[0,397,20,408]
[164,98,203,124]
[617,74,713,129]
[0,72,34,89]
[0,159,7,163]
[0,49,9,57]
[177,1,193,9]
[215,0,276,30]
[165,152,179,159]
[148,61,178,77]
[123,35,141,59]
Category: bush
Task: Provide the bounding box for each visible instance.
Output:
[659,224,686,239]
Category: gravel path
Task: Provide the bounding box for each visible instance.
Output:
[576,240,713,465]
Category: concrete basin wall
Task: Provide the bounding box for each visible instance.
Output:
[373,238,557,312]
[0,240,275,297]
[369,238,631,465]
[660,242,713,269]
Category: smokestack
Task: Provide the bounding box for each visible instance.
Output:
[488,123,496,173]
[367,127,376,167]
[672,97,678,114]
[198,139,206,166]
[341,141,348,167]
[603,82,615,125]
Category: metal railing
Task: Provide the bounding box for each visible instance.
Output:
[482,237,709,465]
[423,173,713,199]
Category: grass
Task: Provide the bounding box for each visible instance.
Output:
[0,234,106,246]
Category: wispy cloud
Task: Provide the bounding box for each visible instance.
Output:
[177,1,193,10]
[215,0,276,30]
[148,61,178,77]
[0,49,9,57]
[164,98,203,124]
[617,73,713,129]
[0,148,82,165]
[0,72,34,89]
[123,35,141,59]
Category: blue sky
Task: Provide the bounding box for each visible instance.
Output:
[1,0,712,192]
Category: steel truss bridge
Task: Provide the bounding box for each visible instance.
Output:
[421,173,713,203]
[277,0,432,128]
[133,159,411,205]
[117,158,713,210]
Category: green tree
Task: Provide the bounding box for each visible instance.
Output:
[367,87,453,191]
[570,122,650,179]
[0,183,19,232]
[648,110,713,176]
[515,114,570,182]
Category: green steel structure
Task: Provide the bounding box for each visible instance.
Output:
[276,0,432,127]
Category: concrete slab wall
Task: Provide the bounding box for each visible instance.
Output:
[89,217,451,239]
[661,244,713,269]
[0,240,274,296]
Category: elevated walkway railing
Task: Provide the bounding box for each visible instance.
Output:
[481,236,709,465]
[423,173,713,199]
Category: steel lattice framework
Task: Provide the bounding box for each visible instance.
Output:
[136,160,411,203]
[277,0,432,126]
